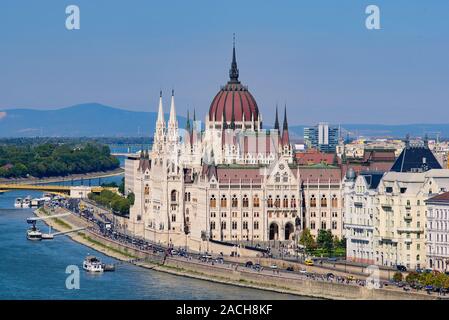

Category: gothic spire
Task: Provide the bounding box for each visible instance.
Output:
[283,104,288,131]
[274,104,280,132]
[157,90,164,124]
[185,110,191,132]
[169,89,176,124]
[281,105,290,146]
[229,34,239,83]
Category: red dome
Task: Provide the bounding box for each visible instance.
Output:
[209,83,259,122]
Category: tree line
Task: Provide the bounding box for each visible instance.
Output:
[299,228,346,257]
[0,142,120,178]
[88,189,134,216]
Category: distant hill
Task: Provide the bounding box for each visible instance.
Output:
[0,103,186,137]
[1,103,448,138]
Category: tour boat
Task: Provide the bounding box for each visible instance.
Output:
[14,198,23,208]
[26,226,42,241]
[31,198,44,207]
[83,255,104,273]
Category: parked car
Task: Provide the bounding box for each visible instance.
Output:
[245,261,254,268]
[253,263,262,271]
[270,264,278,270]
[326,272,335,278]
[304,259,314,266]
[286,266,294,272]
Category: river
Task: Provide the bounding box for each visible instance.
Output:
[0,181,306,300]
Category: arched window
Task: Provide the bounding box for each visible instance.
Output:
[275,173,280,183]
[254,221,259,230]
[275,195,281,208]
[221,221,226,230]
[283,195,289,208]
[321,195,327,207]
[291,195,296,208]
[171,190,177,202]
[210,195,217,208]
[220,195,227,208]
[144,184,150,195]
[267,195,273,208]
[253,195,260,208]
[243,221,248,230]
[210,221,215,230]
[310,195,316,207]
[331,195,338,208]
[232,195,238,208]
[242,195,249,207]
[283,173,288,183]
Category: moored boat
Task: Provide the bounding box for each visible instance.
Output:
[14,198,23,208]
[83,255,104,273]
[26,226,42,241]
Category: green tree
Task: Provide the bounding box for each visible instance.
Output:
[299,228,316,250]
[317,229,334,254]
[393,272,403,282]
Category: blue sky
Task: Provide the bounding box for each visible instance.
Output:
[0,0,448,125]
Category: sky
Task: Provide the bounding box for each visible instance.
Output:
[0,0,448,125]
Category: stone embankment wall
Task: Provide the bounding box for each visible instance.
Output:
[35,209,436,300]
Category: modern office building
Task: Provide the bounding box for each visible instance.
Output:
[304,122,339,153]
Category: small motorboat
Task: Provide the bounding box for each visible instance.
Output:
[14,198,23,208]
[83,255,104,273]
[22,196,32,208]
[27,226,42,241]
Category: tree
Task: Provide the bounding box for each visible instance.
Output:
[317,229,334,254]
[393,272,403,282]
[405,271,420,284]
[299,228,316,250]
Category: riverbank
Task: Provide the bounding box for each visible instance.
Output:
[34,207,441,300]
[0,167,124,185]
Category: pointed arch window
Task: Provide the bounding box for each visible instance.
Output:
[210,195,217,208]
[267,195,273,208]
[232,195,238,208]
[253,195,260,208]
[242,195,249,208]
[283,195,289,208]
[321,195,327,207]
[220,195,227,208]
[331,195,338,208]
[310,195,316,207]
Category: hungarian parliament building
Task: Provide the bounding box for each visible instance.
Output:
[124,44,345,250]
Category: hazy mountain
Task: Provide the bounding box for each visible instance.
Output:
[0,103,187,137]
[1,103,448,139]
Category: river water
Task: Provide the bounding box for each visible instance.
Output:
[0,177,306,300]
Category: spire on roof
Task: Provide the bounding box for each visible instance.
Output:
[281,105,290,146]
[157,90,164,124]
[168,89,176,124]
[185,110,191,131]
[229,33,240,83]
[274,104,280,132]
